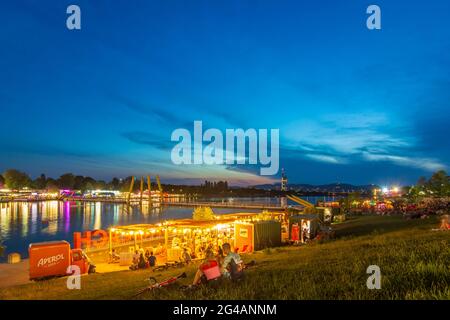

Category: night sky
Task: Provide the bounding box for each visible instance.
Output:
[1,0,449,186]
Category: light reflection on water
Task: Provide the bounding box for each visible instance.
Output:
[0,196,337,259]
[0,200,261,259]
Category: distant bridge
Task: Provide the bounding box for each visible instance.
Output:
[164,201,285,211]
[0,198,308,211]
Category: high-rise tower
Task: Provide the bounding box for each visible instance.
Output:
[281,168,288,191]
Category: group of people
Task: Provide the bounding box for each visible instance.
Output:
[345,197,450,218]
[130,249,157,270]
[290,221,311,244]
[192,242,244,286]
[120,240,246,286]
[402,199,450,219]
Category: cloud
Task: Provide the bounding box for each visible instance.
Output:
[121,131,173,150]
[283,112,447,172]
[109,93,193,128]
[321,113,388,129]
[362,152,446,172]
[0,141,101,158]
[305,154,344,164]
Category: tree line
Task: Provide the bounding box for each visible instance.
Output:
[0,169,233,194]
[1,168,448,198]
[0,169,272,197]
[0,169,144,192]
[406,170,450,199]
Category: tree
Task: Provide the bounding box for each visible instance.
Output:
[45,178,60,192]
[417,176,427,187]
[408,170,450,200]
[3,169,32,189]
[427,170,450,197]
[341,192,361,213]
[82,177,97,191]
[111,177,120,190]
[58,173,76,189]
[406,186,421,202]
[73,175,85,190]
[0,174,5,188]
[34,174,47,190]
[120,176,135,192]
[95,180,107,190]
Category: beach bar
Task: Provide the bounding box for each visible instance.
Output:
[107,211,286,262]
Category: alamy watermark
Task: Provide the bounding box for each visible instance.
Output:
[171,121,279,176]
[367,5,381,30]
[65,4,381,31]
[366,265,381,289]
[66,265,81,289]
[66,5,81,30]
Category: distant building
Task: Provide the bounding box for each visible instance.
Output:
[281,168,288,191]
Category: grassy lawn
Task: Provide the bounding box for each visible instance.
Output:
[1,215,449,300]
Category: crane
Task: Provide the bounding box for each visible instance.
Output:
[147,175,152,206]
[140,176,144,203]
[127,176,135,206]
[155,175,163,203]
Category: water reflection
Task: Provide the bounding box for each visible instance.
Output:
[0,196,339,259]
[0,200,258,259]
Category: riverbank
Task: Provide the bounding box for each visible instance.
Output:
[0,257,132,289]
[0,260,31,288]
[1,215,448,300]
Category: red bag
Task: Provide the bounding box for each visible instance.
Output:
[200,260,221,280]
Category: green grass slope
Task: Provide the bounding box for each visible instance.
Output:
[1,215,448,300]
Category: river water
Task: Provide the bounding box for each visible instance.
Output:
[0,196,336,259]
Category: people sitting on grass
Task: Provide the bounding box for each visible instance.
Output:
[216,246,224,265]
[129,250,141,270]
[192,249,221,285]
[108,249,120,263]
[129,250,156,270]
[148,251,157,267]
[190,243,245,286]
[221,243,244,281]
[138,253,147,269]
[133,250,140,263]
[182,248,192,265]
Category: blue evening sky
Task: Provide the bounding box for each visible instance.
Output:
[0,0,449,186]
